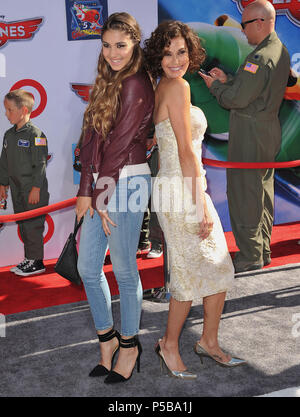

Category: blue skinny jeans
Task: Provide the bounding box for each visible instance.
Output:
[77,174,151,336]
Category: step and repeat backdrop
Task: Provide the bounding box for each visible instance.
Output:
[0,0,157,266]
[0,0,299,266]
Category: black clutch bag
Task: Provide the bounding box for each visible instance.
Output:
[54,217,83,285]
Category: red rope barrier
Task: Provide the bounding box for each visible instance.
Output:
[202,158,300,169]
[0,197,77,223]
[0,158,299,224]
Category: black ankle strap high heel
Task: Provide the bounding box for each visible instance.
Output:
[104,335,142,384]
[97,328,120,343]
[89,328,121,377]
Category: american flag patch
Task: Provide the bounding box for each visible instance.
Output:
[35,137,47,146]
[244,62,259,74]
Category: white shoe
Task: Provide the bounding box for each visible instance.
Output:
[10,258,29,273]
[147,248,163,259]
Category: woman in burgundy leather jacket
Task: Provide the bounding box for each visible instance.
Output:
[76,12,154,384]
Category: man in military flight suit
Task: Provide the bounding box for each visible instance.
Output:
[200,1,290,273]
[0,89,49,276]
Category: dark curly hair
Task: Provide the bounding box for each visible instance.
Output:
[143,20,206,80]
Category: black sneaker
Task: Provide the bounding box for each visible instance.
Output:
[147,244,163,259]
[137,241,151,254]
[10,258,29,273]
[14,260,46,276]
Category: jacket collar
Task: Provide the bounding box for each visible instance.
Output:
[14,120,33,133]
[254,31,278,52]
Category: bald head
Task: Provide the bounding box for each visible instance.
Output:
[242,0,276,45]
[245,1,276,21]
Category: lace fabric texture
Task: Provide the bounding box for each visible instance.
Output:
[153,105,234,301]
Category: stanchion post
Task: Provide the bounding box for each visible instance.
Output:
[163,237,170,291]
[149,235,170,303]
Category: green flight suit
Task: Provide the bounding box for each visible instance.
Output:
[0,121,49,260]
[210,31,290,266]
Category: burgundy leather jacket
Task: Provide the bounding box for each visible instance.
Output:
[77,70,154,210]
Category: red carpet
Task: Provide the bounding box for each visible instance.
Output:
[226,221,300,268]
[1,222,299,315]
[0,252,164,315]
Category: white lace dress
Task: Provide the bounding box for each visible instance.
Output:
[153,105,234,302]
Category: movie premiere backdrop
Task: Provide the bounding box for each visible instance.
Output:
[0,0,299,267]
[158,0,300,232]
[0,0,157,267]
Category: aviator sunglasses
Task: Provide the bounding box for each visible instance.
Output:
[241,18,264,30]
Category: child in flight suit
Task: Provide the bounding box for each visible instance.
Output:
[0,89,49,276]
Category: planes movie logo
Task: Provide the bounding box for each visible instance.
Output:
[0,17,43,49]
[234,0,300,27]
[71,83,92,102]
[65,0,108,41]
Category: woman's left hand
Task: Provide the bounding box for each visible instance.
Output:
[98,210,117,236]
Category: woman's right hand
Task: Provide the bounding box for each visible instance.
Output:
[76,196,94,222]
[198,202,214,240]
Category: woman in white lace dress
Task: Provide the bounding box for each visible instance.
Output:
[144,20,245,379]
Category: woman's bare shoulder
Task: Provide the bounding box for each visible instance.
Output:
[162,78,190,107]
[155,78,190,121]
[165,77,190,94]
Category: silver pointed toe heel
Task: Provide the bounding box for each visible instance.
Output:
[194,342,246,367]
[155,341,197,380]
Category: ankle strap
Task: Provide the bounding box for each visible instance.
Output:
[120,335,139,348]
[97,328,120,343]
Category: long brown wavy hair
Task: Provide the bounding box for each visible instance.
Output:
[144,20,206,81]
[82,12,143,140]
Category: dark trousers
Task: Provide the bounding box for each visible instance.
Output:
[139,208,150,246]
[139,147,164,293]
[10,181,49,260]
[227,167,274,264]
